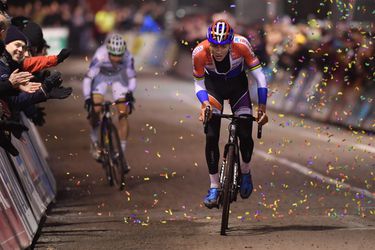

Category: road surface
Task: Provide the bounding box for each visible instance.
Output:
[34,60,374,250]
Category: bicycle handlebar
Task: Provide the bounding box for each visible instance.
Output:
[203,106,262,139]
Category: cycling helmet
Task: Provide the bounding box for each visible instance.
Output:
[106,33,126,56]
[207,19,234,45]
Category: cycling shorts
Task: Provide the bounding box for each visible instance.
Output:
[92,74,129,100]
[204,71,252,115]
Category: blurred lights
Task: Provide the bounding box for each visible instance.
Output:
[176,9,186,18]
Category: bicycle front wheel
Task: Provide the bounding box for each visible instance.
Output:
[100,120,113,186]
[108,124,126,190]
[221,145,235,235]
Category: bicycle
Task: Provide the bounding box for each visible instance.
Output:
[203,106,262,235]
[94,101,130,190]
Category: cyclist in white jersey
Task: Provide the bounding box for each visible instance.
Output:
[82,33,136,162]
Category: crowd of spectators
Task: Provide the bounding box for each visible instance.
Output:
[3,1,373,130]
[0,0,72,156]
[6,0,166,55]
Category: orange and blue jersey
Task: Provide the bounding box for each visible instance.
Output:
[192,34,267,106]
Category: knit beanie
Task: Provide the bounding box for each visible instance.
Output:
[5,25,28,45]
[22,21,44,49]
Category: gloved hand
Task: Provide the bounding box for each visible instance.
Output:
[0,131,19,156]
[84,98,92,113]
[41,70,51,80]
[257,104,268,126]
[199,101,212,122]
[125,92,135,114]
[42,71,63,92]
[0,120,29,139]
[48,86,72,99]
[31,107,46,126]
[57,48,71,63]
[125,92,135,103]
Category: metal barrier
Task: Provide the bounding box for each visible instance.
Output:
[0,114,56,250]
[266,68,374,132]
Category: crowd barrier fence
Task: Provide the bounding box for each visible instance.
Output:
[0,113,56,250]
[267,67,374,132]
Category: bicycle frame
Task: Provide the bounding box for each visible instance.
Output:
[220,120,240,199]
[93,101,127,189]
[203,107,260,235]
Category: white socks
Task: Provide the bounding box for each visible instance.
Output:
[209,162,251,189]
[209,173,220,188]
[121,140,127,153]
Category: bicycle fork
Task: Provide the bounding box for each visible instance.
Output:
[219,123,240,204]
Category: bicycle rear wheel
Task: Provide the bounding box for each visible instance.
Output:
[221,145,235,235]
[108,124,126,190]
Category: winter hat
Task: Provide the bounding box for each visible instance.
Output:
[11,16,29,30]
[22,21,44,49]
[5,25,28,45]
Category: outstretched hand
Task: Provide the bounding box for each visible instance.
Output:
[18,82,41,93]
[9,69,33,87]
[48,86,72,99]
[57,48,71,63]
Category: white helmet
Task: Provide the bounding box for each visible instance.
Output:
[106,33,126,56]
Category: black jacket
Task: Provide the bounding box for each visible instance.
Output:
[0,51,47,120]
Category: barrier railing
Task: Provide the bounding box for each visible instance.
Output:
[0,113,56,250]
[267,67,374,132]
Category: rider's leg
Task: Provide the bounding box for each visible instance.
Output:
[230,87,253,174]
[115,100,129,153]
[230,85,254,199]
[205,94,223,189]
[238,118,254,173]
[90,94,103,159]
[204,114,222,207]
[90,76,107,145]
[206,115,221,188]
[203,82,225,208]
[91,94,104,140]
[113,80,131,154]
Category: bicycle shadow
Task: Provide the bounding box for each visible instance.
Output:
[225,224,346,236]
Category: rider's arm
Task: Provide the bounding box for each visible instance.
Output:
[248,67,267,110]
[82,58,101,100]
[192,45,209,104]
[126,54,136,92]
[22,56,58,73]
[236,37,268,109]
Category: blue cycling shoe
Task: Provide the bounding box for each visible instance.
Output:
[203,188,220,209]
[240,173,253,199]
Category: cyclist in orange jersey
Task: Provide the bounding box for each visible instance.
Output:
[192,19,268,208]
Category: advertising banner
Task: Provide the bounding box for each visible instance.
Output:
[21,114,56,196]
[43,27,69,55]
[9,138,46,221]
[0,176,30,250]
[0,149,37,244]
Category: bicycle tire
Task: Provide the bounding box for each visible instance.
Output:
[108,124,126,190]
[100,119,114,186]
[221,144,235,235]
